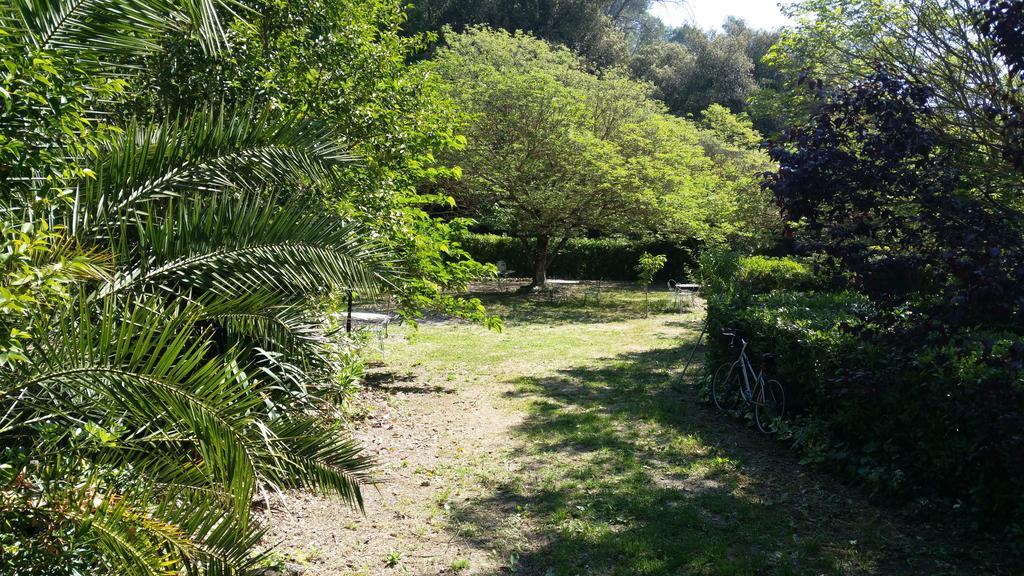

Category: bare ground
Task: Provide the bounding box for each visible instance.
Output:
[258,361,530,576]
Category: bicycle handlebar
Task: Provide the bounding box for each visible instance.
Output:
[720,329,748,349]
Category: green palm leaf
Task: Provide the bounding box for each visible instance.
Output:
[100,191,397,299]
[73,107,354,234]
[16,295,265,521]
[259,416,372,509]
[4,0,229,56]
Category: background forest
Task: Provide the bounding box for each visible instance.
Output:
[2,0,1023,574]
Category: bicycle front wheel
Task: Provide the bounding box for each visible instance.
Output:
[712,362,741,411]
[754,379,785,433]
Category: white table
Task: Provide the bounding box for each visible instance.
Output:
[669,282,700,309]
[542,279,580,301]
[344,311,391,350]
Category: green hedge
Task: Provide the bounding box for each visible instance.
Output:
[703,263,1024,523]
[697,252,820,299]
[735,255,819,293]
[704,290,868,414]
[461,233,695,282]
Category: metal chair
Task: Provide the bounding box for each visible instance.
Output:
[496,260,515,291]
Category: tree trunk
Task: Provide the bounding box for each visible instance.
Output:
[531,235,549,287]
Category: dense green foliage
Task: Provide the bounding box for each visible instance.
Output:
[733,255,819,294]
[766,0,1024,183]
[705,271,1024,523]
[699,0,1024,528]
[463,234,694,283]
[406,0,662,67]
[425,28,776,287]
[116,0,497,325]
[0,0,498,572]
[406,3,786,134]
[631,18,785,133]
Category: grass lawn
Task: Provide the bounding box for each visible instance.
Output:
[374,285,1015,576]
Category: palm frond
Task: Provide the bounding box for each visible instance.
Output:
[16,295,265,520]
[100,191,397,299]
[4,0,228,56]
[152,485,267,576]
[79,492,184,576]
[258,416,372,509]
[72,106,354,234]
[199,291,332,363]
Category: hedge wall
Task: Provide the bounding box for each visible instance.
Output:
[461,233,696,283]
[701,254,1024,524]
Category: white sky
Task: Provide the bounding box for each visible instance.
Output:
[648,0,793,31]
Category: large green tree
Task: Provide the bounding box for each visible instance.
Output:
[426,28,772,286]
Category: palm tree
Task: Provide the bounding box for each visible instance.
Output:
[0,1,397,573]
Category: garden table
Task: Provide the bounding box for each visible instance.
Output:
[668,281,700,309]
[345,311,391,351]
[543,279,580,302]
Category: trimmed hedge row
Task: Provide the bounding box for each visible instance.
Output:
[703,290,868,414]
[461,233,695,282]
[703,255,1024,523]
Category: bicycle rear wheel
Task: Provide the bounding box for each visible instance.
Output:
[754,379,785,433]
[712,362,741,411]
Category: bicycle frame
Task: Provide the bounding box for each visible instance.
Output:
[713,333,785,434]
[735,339,765,404]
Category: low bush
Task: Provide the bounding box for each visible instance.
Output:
[736,255,819,294]
[704,290,869,413]
[705,287,1024,523]
[462,234,694,282]
[697,251,820,299]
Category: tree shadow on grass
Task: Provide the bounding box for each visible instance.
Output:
[362,369,456,395]
[442,340,1018,575]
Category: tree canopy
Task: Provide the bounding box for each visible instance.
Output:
[424,28,776,286]
[766,0,1024,189]
[406,0,665,67]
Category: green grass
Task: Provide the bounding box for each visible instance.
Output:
[385,286,1015,576]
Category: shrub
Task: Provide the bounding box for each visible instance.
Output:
[697,250,818,299]
[462,234,694,282]
[736,255,818,294]
[704,290,868,413]
[705,288,1024,523]
[636,252,668,287]
[696,249,740,299]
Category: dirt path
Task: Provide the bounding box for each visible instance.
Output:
[259,361,526,575]
[259,292,1019,576]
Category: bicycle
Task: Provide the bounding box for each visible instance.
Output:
[711,330,786,433]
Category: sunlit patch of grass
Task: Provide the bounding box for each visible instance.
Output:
[379,286,999,575]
